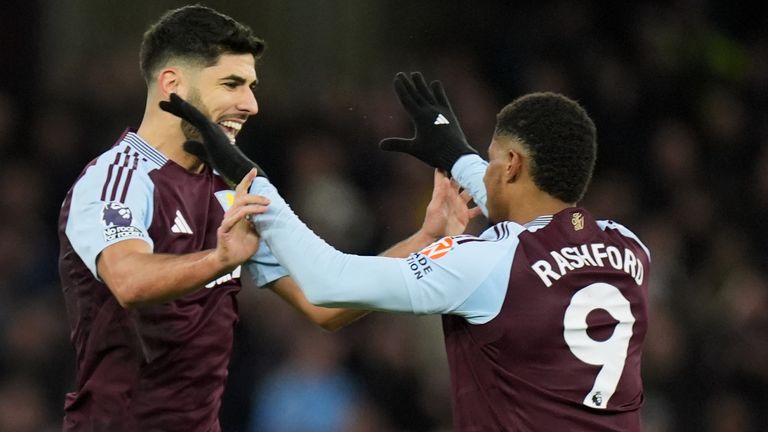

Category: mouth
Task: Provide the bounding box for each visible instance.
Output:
[217,120,243,144]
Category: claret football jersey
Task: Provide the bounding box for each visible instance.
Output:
[58,130,284,432]
[442,208,649,431]
[246,154,650,431]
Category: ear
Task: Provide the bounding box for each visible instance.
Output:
[157,67,182,98]
[505,148,524,183]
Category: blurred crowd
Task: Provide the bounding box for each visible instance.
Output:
[1,1,767,431]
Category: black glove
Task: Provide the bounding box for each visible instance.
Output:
[159,93,267,185]
[379,72,478,172]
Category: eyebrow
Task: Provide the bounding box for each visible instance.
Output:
[219,74,259,86]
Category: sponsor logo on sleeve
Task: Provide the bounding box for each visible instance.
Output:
[101,202,143,241]
[418,237,455,260]
[406,237,456,280]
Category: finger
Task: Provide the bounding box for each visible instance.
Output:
[431,169,449,199]
[218,209,241,234]
[235,168,258,196]
[468,206,483,220]
[448,177,461,194]
[435,168,449,181]
[411,72,436,105]
[433,168,444,184]
[220,205,268,233]
[232,193,270,209]
[459,189,473,204]
[430,80,454,110]
[393,73,421,112]
[396,72,428,107]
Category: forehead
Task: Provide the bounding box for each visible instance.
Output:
[200,53,257,82]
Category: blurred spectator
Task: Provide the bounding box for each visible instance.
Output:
[247,314,369,432]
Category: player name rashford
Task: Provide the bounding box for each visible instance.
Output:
[531,242,644,287]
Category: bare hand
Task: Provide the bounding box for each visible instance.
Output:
[215,169,270,268]
[421,169,482,238]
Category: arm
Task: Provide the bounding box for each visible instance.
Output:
[450,154,489,216]
[250,177,487,313]
[158,94,483,314]
[261,169,480,330]
[97,173,268,308]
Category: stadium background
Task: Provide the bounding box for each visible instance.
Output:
[1,0,767,430]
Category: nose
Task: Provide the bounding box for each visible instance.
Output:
[239,88,259,115]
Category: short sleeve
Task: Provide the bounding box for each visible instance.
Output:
[65,156,155,279]
[243,240,289,287]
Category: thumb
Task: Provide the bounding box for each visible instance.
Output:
[379,137,413,154]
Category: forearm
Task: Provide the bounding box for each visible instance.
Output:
[451,154,489,216]
[268,277,368,331]
[266,230,436,330]
[250,178,415,312]
[380,230,438,258]
[98,242,235,308]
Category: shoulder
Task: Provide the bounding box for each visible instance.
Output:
[596,219,650,261]
[72,133,169,207]
[478,221,527,241]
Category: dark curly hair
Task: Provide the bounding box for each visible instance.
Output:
[139,5,265,83]
[495,92,597,203]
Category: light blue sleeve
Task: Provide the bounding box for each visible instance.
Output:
[65,157,154,279]
[451,154,489,217]
[243,240,289,287]
[395,232,521,322]
[248,177,517,319]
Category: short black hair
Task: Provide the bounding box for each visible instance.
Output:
[139,5,265,83]
[495,92,597,203]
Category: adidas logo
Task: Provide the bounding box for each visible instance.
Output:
[171,210,193,234]
[433,114,450,125]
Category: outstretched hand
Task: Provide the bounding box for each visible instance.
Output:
[379,72,478,172]
[421,169,482,239]
[159,93,266,185]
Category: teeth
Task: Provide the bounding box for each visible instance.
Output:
[218,120,241,144]
[219,120,242,131]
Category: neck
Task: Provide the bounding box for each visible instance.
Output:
[136,98,205,173]
[507,186,572,225]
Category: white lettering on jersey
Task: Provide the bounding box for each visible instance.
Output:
[205,265,241,288]
[532,243,644,287]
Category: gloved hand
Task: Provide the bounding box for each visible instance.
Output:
[159,93,267,185]
[379,72,478,172]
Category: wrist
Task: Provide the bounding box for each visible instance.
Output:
[437,145,478,173]
[207,248,236,274]
[412,229,441,248]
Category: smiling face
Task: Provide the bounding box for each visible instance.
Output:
[181,53,259,144]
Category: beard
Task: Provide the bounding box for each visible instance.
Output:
[180,88,209,142]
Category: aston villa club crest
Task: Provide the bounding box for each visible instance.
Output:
[571,212,584,231]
